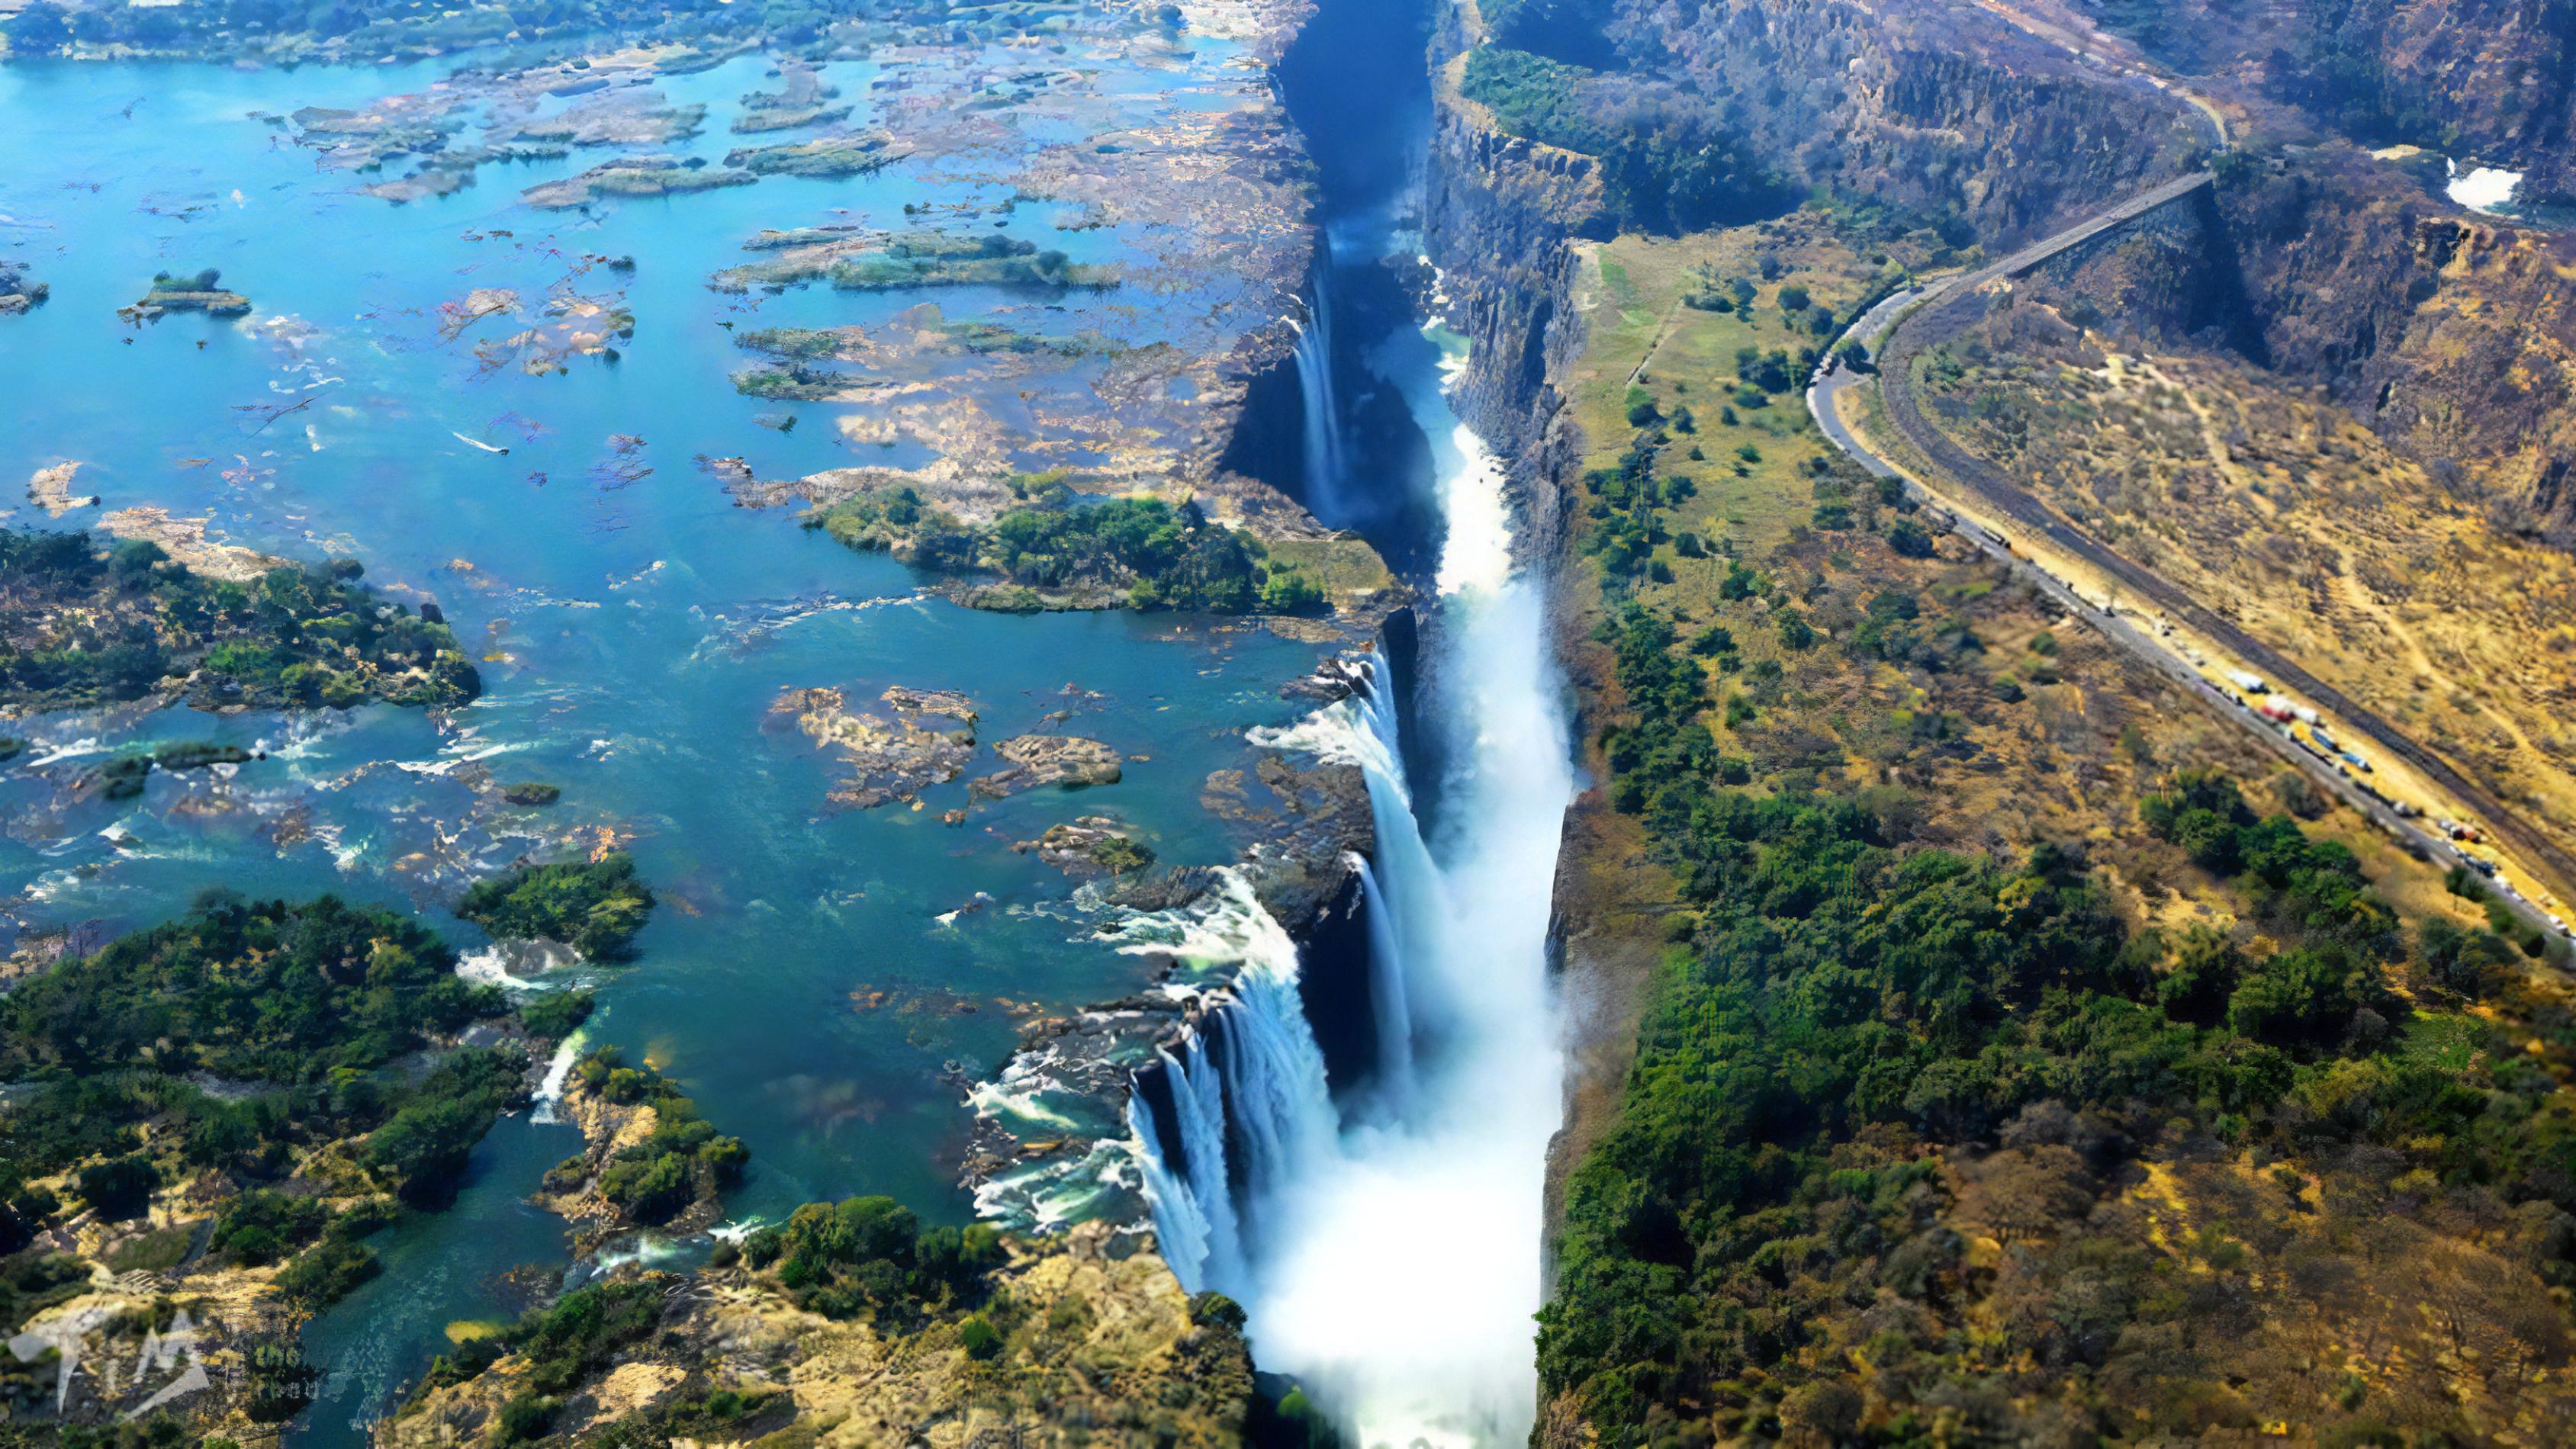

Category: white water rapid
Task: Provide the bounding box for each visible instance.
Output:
[1133,265,1577,1446]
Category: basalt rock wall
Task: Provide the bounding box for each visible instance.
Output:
[1425,0,2215,563]
[1424,100,1597,565]
[1621,0,2208,239]
[2082,0,2576,207]
[2019,149,2576,544]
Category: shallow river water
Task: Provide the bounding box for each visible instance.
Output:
[0,49,1332,1441]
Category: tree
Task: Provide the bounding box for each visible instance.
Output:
[78,1154,157,1219]
[1887,517,1935,557]
[365,1095,491,1203]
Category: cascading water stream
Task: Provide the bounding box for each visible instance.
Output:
[1130,239,1575,1442]
[1291,260,1349,518]
[1148,1034,1249,1296]
[1352,856,1417,1107]
[1118,869,1338,1303]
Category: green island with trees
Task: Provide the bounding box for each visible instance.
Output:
[394,1193,1256,1449]
[456,852,657,962]
[803,483,1328,615]
[0,528,480,714]
[128,267,251,318]
[539,1047,746,1229]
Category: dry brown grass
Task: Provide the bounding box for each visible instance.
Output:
[1917,311,2576,893]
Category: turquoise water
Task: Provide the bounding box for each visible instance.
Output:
[0,40,1322,1441]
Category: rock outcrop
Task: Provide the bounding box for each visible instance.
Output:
[973,735,1124,798]
[379,1225,1253,1449]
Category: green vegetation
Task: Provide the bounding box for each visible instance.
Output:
[130,268,251,316]
[361,1049,530,1206]
[1090,835,1156,874]
[722,134,902,178]
[146,268,227,296]
[0,529,478,713]
[730,361,841,400]
[805,486,1329,615]
[1544,609,2576,1439]
[547,1048,747,1226]
[1458,46,1789,233]
[1544,211,2576,1438]
[456,852,655,962]
[7,892,497,1088]
[741,1194,1005,1326]
[825,234,1114,291]
[0,892,597,1331]
[415,1278,667,1416]
[735,326,842,358]
[1480,0,1622,66]
[502,782,561,807]
[735,318,1119,393]
[986,496,1272,611]
[88,740,256,800]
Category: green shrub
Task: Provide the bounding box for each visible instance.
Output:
[457,853,656,962]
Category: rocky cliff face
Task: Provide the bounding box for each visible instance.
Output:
[1627,0,2207,238]
[1424,98,1597,561]
[2074,0,2576,204]
[2019,148,2576,543]
[1425,0,2214,559]
[1433,0,2576,567]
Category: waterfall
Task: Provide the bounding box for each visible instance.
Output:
[1291,261,1347,516]
[529,1026,588,1125]
[1270,304,1571,1447]
[1352,856,1416,1106]
[1136,1034,1249,1297]
[1120,871,1336,1302]
[1217,946,1339,1239]
[1249,660,1442,1081]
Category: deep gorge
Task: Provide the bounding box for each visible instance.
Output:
[1124,0,1584,1439]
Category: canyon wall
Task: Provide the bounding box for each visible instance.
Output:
[1621,0,2205,237]
[1429,0,2215,497]
[2023,152,2576,544]
[2082,0,2576,205]
[1433,0,2576,592]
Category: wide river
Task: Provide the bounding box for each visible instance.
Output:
[0,47,1336,1441]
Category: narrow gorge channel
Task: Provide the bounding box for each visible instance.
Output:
[1132,2,1581,1441]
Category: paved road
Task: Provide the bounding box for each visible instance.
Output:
[1806,177,2576,941]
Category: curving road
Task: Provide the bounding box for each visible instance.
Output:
[1808,174,2576,927]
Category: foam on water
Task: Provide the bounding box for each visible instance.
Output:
[2448,159,2524,214]
[530,1027,589,1126]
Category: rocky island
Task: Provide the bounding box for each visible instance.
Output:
[0,262,45,315]
[0,527,479,713]
[121,268,252,321]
